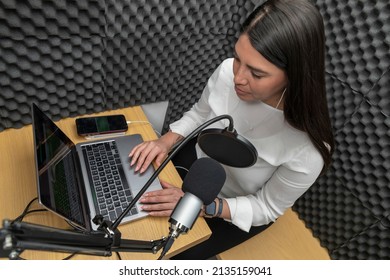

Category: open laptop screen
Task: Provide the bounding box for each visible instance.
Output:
[32,104,86,227]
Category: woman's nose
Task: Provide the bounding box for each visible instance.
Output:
[234,66,248,85]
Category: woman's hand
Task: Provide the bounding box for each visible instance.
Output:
[129,138,170,173]
[129,131,183,173]
[139,180,184,216]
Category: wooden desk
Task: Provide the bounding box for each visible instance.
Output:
[217,208,330,260]
[0,106,211,260]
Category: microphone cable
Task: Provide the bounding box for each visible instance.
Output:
[11,197,47,224]
[5,197,110,260]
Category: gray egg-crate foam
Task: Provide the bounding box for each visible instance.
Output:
[293,0,390,259]
[0,0,240,129]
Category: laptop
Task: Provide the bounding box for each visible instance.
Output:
[31,103,162,231]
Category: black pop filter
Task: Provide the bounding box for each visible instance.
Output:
[197,128,258,168]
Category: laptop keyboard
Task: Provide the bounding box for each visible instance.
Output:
[81,140,138,223]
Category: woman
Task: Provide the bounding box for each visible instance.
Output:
[129,0,334,259]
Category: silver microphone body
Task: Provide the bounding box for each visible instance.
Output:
[168,193,203,238]
[158,158,226,259]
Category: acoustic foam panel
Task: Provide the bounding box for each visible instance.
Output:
[293,0,390,259]
[0,0,107,129]
[0,0,239,132]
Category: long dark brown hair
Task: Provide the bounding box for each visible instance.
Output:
[241,0,334,174]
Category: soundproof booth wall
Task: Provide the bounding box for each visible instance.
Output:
[0,0,389,259]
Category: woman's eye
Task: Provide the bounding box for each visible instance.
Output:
[251,72,263,79]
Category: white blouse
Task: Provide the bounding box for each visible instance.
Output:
[170,58,324,232]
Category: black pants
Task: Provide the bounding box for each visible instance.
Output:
[170,137,271,259]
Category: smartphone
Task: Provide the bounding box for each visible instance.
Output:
[75,114,128,136]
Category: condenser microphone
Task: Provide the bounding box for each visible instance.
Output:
[158,157,226,259]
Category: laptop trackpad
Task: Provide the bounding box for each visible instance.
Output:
[115,135,162,196]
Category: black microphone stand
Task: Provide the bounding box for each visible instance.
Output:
[107,114,235,233]
[0,219,166,259]
[0,115,236,259]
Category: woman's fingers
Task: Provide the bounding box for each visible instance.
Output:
[129,140,169,173]
[141,202,178,216]
[140,181,184,216]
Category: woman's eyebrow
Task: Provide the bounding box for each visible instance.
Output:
[248,64,269,75]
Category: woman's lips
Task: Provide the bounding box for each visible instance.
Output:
[235,86,248,96]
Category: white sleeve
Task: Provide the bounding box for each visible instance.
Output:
[225,144,324,232]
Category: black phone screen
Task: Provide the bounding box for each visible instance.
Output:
[75,115,128,136]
